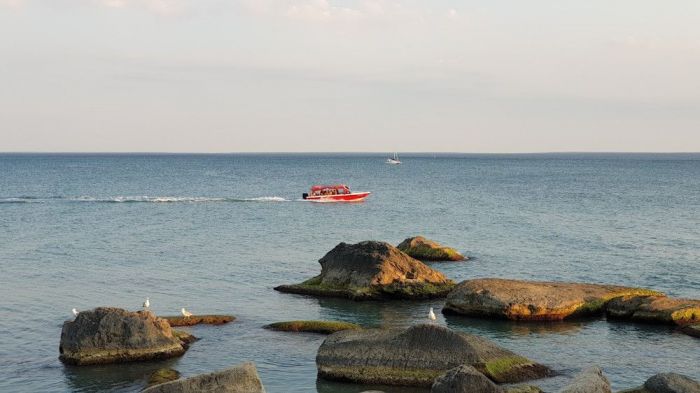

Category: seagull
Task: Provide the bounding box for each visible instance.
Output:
[428,307,437,321]
[181,308,193,318]
[143,297,150,309]
[72,308,79,317]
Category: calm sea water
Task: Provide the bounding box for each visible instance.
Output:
[0,153,698,393]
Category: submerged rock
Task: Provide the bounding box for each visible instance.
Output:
[681,324,700,338]
[558,366,611,393]
[620,372,700,393]
[431,365,503,393]
[275,241,455,300]
[162,314,235,327]
[147,368,181,388]
[265,320,361,334]
[142,362,266,393]
[316,323,550,387]
[606,296,700,326]
[397,236,466,261]
[443,278,661,321]
[59,307,187,365]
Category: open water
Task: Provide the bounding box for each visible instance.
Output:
[0,153,698,392]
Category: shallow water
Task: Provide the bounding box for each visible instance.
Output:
[0,153,698,392]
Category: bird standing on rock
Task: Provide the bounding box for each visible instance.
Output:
[72,308,79,317]
[143,297,150,309]
[181,308,193,318]
[428,307,437,321]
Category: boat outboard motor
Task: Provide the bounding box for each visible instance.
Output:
[302,193,308,200]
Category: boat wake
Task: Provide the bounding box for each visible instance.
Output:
[1,196,291,204]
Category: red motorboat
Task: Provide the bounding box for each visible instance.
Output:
[302,184,371,202]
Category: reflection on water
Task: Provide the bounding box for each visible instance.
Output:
[444,314,586,337]
[62,359,181,393]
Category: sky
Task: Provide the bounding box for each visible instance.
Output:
[0,0,699,153]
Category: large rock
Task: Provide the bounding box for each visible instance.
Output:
[606,296,700,326]
[443,279,662,321]
[142,362,266,393]
[397,236,466,261]
[59,307,186,365]
[431,365,503,393]
[275,241,455,300]
[316,324,550,387]
[620,373,700,393]
[558,366,611,393]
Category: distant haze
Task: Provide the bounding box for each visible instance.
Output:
[1,0,699,153]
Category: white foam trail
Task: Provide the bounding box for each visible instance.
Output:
[68,196,289,203]
[243,196,288,202]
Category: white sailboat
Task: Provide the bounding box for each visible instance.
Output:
[386,152,402,165]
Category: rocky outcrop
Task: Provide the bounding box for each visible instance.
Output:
[619,373,700,393]
[431,365,503,393]
[558,366,611,393]
[163,314,235,327]
[142,362,266,393]
[316,324,550,387]
[275,241,455,300]
[265,320,361,334]
[59,307,187,365]
[606,296,700,326]
[443,279,661,321]
[397,236,466,261]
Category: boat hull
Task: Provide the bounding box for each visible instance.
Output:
[304,192,371,203]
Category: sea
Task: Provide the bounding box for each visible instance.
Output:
[0,153,698,393]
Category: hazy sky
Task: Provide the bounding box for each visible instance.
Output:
[1,0,699,152]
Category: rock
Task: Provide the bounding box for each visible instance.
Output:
[443,278,662,321]
[620,373,700,393]
[162,314,235,327]
[172,330,198,348]
[397,236,466,261]
[681,324,700,338]
[147,368,181,388]
[506,386,543,393]
[59,307,187,365]
[275,241,455,300]
[142,362,266,393]
[265,320,361,334]
[558,366,611,393]
[606,296,700,326]
[316,323,550,387]
[431,365,504,393]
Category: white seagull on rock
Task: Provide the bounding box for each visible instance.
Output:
[181,308,193,318]
[428,307,437,321]
[143,297,150,309]
[72,308,79,317]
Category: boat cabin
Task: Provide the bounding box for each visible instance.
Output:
[309,184,351,196]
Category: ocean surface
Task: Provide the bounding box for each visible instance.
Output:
[0,153,698,393]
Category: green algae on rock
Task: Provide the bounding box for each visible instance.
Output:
[59,308,187,366]
[162,314,235,327]
[397,236,466,261]
[265,320,361,334]
[316,324,550,387]
[275,241,455,300]
[443,278,662,321]
[147,368,180,388]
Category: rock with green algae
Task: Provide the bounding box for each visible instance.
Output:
[265,320,361,334]
[618,372,700,393]
[397,236,466,261]
[316,323,550,387]
[443,278,662,321]
[162,314,235,327]
[558,366,611,393]
[59,307,187,366]
[146,368,180,388]
[606,295,700,326]
[141,362,266,393]
[274,241,455,300]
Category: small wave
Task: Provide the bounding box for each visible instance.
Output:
[0,198,36,204]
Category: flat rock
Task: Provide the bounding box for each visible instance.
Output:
[265,320,361,334]
[275,241,455,300]
[620,373,700,393]
[558,366,611,393]
[431,365,503,393]
[606,296,700,326]
[59,307,186,365]
[316,323,550,387]
[162,314,235,327]
[142,362,266,393]
[443,278,662,321]
[397,236,466,261]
